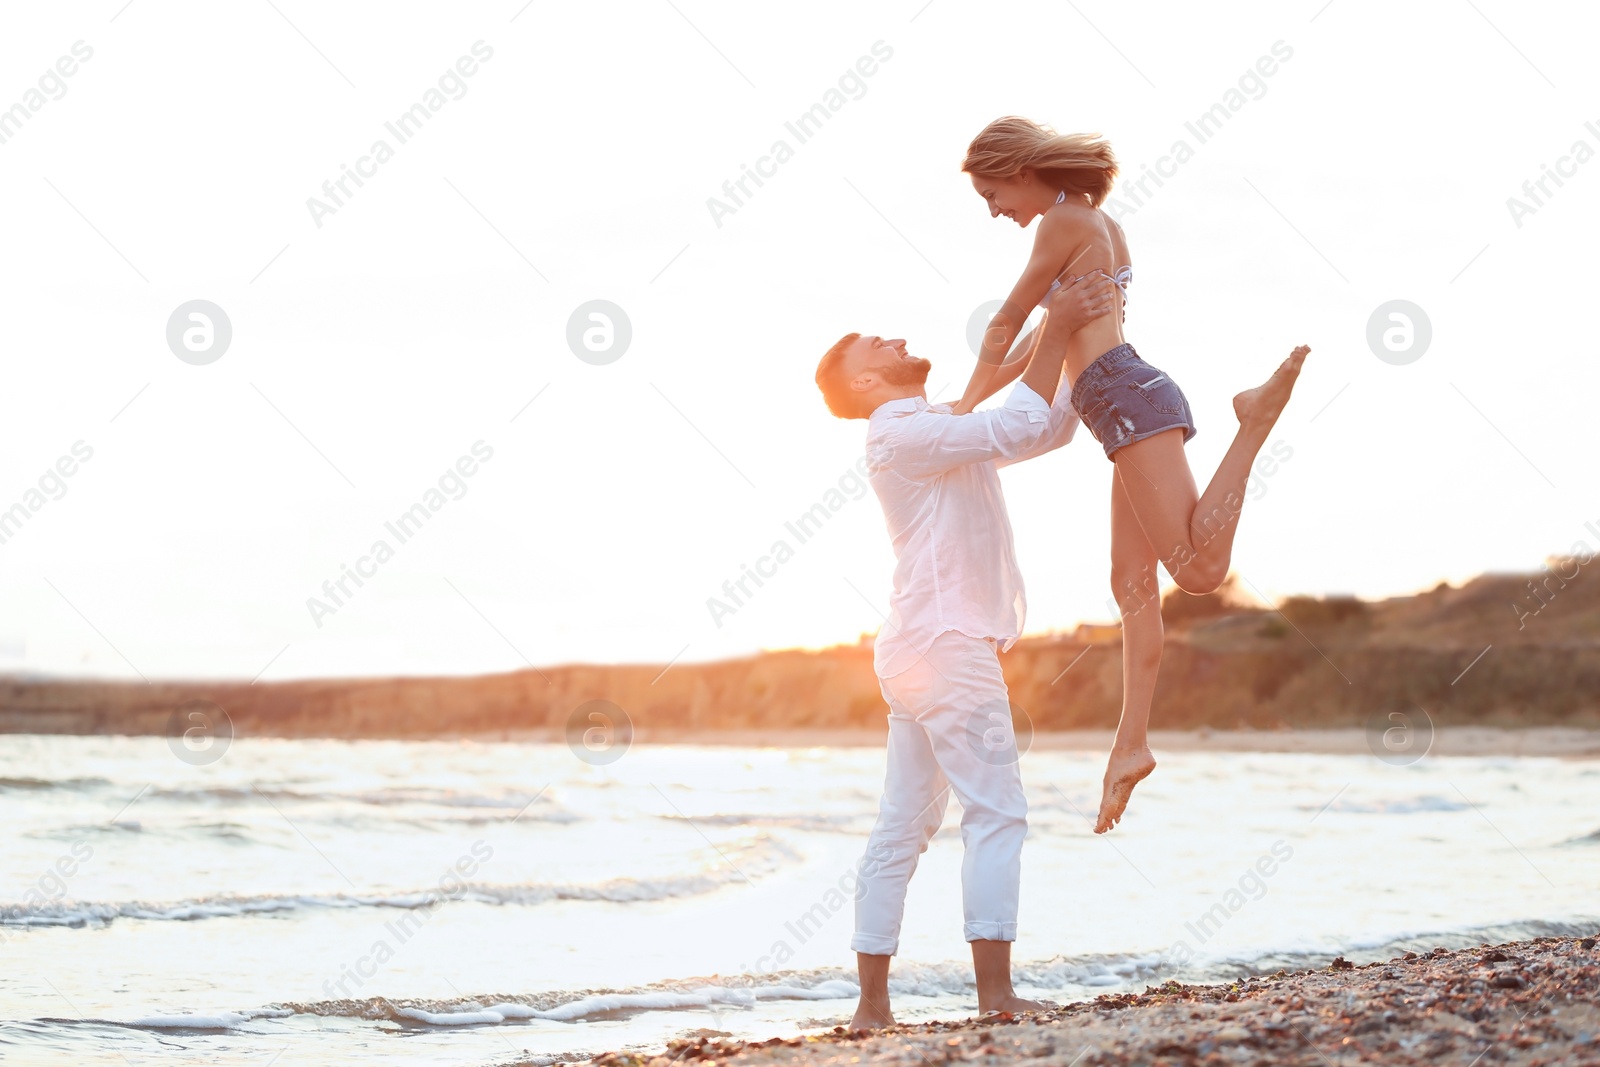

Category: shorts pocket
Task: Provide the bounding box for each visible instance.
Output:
[1093,361,1137,388]
[1129,372,1187,416]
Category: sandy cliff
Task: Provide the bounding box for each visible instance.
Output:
[3,564,1596,740]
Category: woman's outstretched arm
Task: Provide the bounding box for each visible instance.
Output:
[969,324,1042,407]
[953,212,1087,414]
[956,270,1119,410]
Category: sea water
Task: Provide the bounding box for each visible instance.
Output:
[1,734,1597,1066]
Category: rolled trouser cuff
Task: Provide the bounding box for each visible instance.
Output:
[850,932,899,955]
[964,920,1017,943]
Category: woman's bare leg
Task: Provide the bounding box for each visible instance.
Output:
[1097,470,1163,833]
[1112,346,1309,595]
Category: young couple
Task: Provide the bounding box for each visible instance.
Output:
[813,116,1310,1027]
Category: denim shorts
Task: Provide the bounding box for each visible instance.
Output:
[1068,343,1198,460]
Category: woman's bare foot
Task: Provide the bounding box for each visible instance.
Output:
[977,994,1052,1016]
[848,998,895,1030]
[1233,345,1310,430]
[1094,744,1156,834]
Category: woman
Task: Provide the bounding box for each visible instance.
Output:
[951,116,1309,834]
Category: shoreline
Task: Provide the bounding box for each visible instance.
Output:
[5,724,1599,758]
[453,726,1600,759]
[560,934,1600,1067]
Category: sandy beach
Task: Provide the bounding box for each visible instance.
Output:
[560,934,1600,1067]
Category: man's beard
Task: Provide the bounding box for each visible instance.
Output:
[878,355,932,387]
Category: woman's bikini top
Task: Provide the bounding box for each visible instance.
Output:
[1043,189,1132,308]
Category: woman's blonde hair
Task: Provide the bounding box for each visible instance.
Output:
[962,117,1118,208]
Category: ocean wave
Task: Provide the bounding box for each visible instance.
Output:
[123,1008,293,1029]
[0,775,112,792]
[144,784,568,812]
[1558,826,1600,846]
[657,812,864,833]
[824,919,1599,997]
[90,916,1600,1035]
[1329,917,1600,956]
[110,963,1114,1035]
[117,958,1199,1033]
[280,978,863,1029]
[1,836,803,929]
[0,774,582,824]
[1020,918,1600,991]
[102,980,863,1035]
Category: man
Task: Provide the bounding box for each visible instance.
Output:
[814,272,1118,1029]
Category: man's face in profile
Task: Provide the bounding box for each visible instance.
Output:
[846,335,932,388]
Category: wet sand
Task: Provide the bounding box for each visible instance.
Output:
[556,934,1600,1067]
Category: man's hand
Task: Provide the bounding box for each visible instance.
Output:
[1042,270,1118,333]
[949,272,1116,415]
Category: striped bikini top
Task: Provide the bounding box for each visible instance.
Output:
[1044,188,1132,307]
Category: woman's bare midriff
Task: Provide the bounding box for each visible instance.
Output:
[1056,207,1132,388]
[1062,291,1126,386]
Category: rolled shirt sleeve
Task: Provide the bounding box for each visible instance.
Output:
[881,382,1053,480]
[998,374,1082,468]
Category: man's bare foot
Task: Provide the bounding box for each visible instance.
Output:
[977,994,1051,1016]
[848,999,895,1030]
[1233,345,1310,430]
[1094,744,1156,834]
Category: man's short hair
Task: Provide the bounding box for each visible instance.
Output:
[816,332,862,419]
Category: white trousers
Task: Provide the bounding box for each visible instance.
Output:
[850,631,1028,956]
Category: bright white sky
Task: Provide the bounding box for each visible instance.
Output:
[1,0,1595,682]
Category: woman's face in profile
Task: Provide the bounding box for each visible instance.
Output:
[969,170,1044,227]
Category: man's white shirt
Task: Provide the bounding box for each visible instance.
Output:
[864,377,1081,680]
